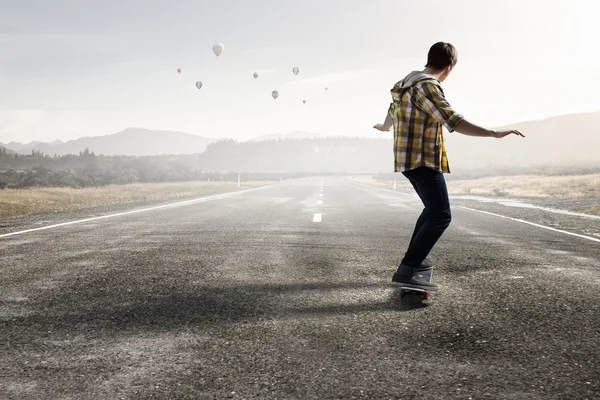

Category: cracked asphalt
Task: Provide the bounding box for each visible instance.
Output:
[1,177,599,399]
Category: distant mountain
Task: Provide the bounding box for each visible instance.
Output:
[3,140,43,152]
[4,128,218,156]
[4,140,64,154]
[446,110,600,170]
[248,130,322,142]
[5,110,599,166]
[0,145,16,155]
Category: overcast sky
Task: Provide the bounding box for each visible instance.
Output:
[0,0,597,143]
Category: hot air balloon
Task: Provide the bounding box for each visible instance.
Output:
[325,87,328,91]
[177,68,181,74]
[303,100,306,104]
[292,66,299,75]
[253,72,259,79]
[196,81,203,90]
[212,43,224,58]
[271,90,279,100]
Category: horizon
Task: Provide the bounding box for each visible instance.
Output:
[4,106,600,147]
[1,127,335,146]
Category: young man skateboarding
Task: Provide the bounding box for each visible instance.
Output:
[373,42,524,291]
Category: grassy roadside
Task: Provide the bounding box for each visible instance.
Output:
[351,174,600,198]
[446,174,600,198]
[349,174,600,215]
[0,181,275,218]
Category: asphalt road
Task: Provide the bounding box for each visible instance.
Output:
[1,177,599,400]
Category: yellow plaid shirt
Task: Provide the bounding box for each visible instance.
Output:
[388,73,463,173]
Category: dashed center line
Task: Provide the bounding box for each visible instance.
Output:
[313,213,322,223]
[317,201,323,205]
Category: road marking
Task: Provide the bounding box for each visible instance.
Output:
[313,213,322,223]
[457,206,600,244]
[348,180,414,198]
[317,201,323,205]
[349,179,600,244]
[0,184,279,239]
[454,195,600,220]
[320,193,323,197]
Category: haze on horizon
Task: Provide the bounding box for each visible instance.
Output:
[0,0,598,144]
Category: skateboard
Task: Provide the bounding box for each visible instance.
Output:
[397,268,433,300]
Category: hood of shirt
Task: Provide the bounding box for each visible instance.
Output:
[390,71,437,98]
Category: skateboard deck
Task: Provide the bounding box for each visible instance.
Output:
[396,269,433,300]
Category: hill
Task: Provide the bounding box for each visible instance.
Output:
[248,130,322,142]
[4,128,217,156]
[0,145,16,155]
[446,111,600,171]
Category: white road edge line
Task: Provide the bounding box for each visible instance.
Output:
[347,180,414,198]
[457,206,600,244]
[0,183,280,239]
[347,179,600,244]
[313,213,322,223]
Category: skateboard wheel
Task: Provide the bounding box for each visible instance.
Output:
[400,289,406,298]
[423,292,429,300]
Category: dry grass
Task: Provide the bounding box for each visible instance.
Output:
[446,174,600,198]
[0,181,274,218]
[351,174,600,199]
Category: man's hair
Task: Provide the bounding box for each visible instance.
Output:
[425,42,458,70]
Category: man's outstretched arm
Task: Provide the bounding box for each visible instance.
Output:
[374,113,393,131]
[415,82,524,139]
[454,119,525,138]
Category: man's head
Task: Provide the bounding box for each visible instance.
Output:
[425,42,457,82]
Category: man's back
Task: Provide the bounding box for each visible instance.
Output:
[388,71,463,174]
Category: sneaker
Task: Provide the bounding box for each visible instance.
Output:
[391,271,439,291]
[418,257,434,271]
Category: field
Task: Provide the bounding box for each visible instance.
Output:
[3,174,599,218]
[0,181,274,218]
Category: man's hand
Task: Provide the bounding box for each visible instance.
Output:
[373,123,391,132]
[492,129,525,138]
[373,113,393,132]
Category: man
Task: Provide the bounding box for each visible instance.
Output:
[373,42,524,291]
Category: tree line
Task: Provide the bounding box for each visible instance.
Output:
[2,137,596,189]
[0,137,393,189]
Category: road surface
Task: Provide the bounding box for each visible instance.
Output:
[1,177,599,399]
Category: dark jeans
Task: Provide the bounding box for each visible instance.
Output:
[400,166,452,269]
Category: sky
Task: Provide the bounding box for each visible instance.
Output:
[0,0,598,143]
